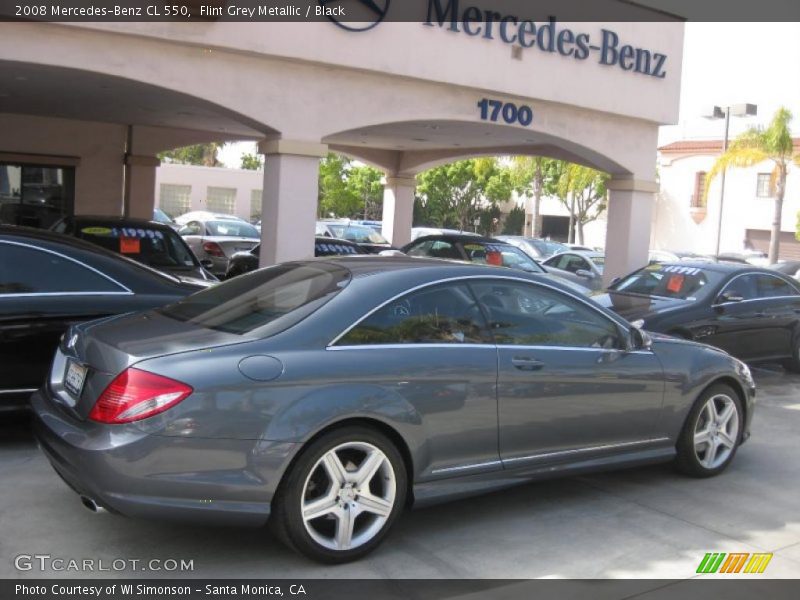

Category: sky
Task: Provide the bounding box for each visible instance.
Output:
[218,23,800,168]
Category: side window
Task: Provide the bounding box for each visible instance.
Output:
[719,274,758,301]
[180,221,203,236]
[471,280,623,349]
[755,274,798,298]
[428,241,461,260]
[0,243,123,294]
[336,283,491,346]
[405,240,433,257]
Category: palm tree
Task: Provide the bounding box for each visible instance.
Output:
[706,107,800,263]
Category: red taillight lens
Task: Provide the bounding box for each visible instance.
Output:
[202,241,225,258]
[89,368,193,424]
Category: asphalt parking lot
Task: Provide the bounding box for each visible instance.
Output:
[1,366,799,580]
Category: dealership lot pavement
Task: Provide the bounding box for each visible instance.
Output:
[1,366,798,579]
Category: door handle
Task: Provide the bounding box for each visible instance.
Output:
[511,357,545,371]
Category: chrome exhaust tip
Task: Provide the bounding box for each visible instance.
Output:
[80,496,106,513]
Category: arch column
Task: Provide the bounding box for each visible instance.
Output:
[381,175,416,248]
[257,139,328,266]
[125,154,160,219]
[603,178,659,284]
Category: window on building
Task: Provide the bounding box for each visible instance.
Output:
[250,189,262,221]
[206,186,236,214]
[158,184,192,218]
[691,171,707,208]
[756,173,772,198]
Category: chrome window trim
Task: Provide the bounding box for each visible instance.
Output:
[0,388,38,396]
[431,460,503,475]
[502,437,671,464]
[327,343,494,351]
[0,291,133,298]
[0,240,132,294]
[327,274,630,349]
[714,271,800,306]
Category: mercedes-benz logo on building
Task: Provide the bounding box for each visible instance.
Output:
[318,0,391,32]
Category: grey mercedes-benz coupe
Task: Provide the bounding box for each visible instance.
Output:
[32,257,756,563]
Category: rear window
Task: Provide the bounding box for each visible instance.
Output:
[463,243,544,273]
[76,224,197,270]
[159,262,350,335]
[326,224,388,244]
[207,221,259,238]
[611,264,724,301]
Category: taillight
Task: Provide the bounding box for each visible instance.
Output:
[89,368,193,424]
[202,241,225,258]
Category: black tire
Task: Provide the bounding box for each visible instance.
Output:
[270,425,407,563]
[781,337,800,373]
[675,383,743,477]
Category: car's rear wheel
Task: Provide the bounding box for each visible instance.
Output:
[675,384,743,477]
[271,426,407,563]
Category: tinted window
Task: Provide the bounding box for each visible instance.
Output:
[611,264,724,301]
[755,274,798,298]
[719,274,759,301]
[206,220,259,238]
[471,280,622,349]
[546,253,590,273]
[337,283,490,345]
[159,262,349,335]
[0,243,122,294]
[325,224,388,245]
[74,224,197,270]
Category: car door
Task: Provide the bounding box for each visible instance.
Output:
[702,273,772,360]
[750,273,800,360]
[0,240,130,405]
[329,281,500,479]
[469,278,665,468]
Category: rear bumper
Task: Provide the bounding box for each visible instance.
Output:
[31,388,297,527]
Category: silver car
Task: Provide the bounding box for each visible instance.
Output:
[33,257,755,563]
[542,250,606,291]
[177,214,260,278]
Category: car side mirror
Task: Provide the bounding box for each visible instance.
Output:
[575,269,593,278]
[200,259,214,269]
[610,276,621,286]
[718,290,744,304]
[630,326,652,351]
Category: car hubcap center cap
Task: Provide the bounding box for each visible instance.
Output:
[339,485,356,503]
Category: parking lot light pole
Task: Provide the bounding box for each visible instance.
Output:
[703,103,758,256]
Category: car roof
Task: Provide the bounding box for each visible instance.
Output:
[548,250,604,259]
[65,215,175,230]
[408,234,511,245]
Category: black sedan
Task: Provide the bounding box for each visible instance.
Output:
[595,261,800,370]
[51,215,217,283]
[226,237,367,278]
[401,234,546,273]
[0,226,205,411]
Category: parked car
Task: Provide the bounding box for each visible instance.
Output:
[595,261,800,369]
[716,251,770,267]
[32,257,755,563]
[565,244,598,252]
[226,237,367,278]
[174,210,247,226]
[401,234,546,273]
[542,251,606,291]
[410,227,480,241]
[316,220,393,253]
[495,235,568,260]
[0,226,206,412]
[177,214,260,278]
[769,260,800,279]
[51,216,217,283]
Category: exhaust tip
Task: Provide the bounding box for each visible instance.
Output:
[80,496,106,513]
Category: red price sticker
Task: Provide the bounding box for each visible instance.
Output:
[666,274,685,293]
[120,237,141,254]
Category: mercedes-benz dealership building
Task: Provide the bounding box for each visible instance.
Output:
[0,1,684,280]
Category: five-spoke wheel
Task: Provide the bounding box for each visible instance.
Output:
[271,426,406,563]
[676,384,743,477]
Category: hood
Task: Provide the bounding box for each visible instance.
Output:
[593,291,690,321]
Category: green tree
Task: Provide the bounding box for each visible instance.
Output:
[415,158,513,231]
[511,156,553,237]
[348,165,385,220]
[158,142,224,167]
[318,153,360,218]
[240,153,263,170]
[502,205,526,235]
[555,164,609,245]
[707,107,800,263]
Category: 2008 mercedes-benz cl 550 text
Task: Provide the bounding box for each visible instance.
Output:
[32,257,756,563]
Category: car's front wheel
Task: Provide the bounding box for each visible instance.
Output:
[675,384,743,477]
[271,426,407,563]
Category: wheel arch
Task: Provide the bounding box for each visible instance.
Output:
[696,375,748,425]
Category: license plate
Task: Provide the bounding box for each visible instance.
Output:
[64,360,87,398]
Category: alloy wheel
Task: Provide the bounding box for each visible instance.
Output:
[693,393,739,469]
[300,441,396,551]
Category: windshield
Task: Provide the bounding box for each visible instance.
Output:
[75,224,198,270]
[531,239,566,256]
[207,220,260,238]
[160,262,350,335]
[326,224,388,244]
[610,264,724,301]
[463,243,545,273]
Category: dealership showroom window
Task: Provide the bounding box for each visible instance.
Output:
[1,1,800,599]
